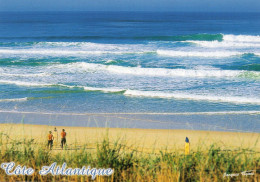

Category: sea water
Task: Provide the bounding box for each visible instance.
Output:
[0,12,259,131]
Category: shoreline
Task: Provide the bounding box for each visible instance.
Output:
[0,111,259,133]
[0,123,259,152]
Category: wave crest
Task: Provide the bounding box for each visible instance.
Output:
[223,34,260,42]
[45,62,260,78]
[157,50,245,57]
[124,90,260,105]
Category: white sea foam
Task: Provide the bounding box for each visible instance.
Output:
[124,90,260,105]
[0,97,28,102]
[57,84,125,93]
[188,40,260,48]
[223,34,260,43]
[0,49,147,56]
[157,50,246,57]
[0,80,53,87]
[185,34,260,48]
[0,72,50,77]
[38,42,101,47]
[82,86,125,93]
[0,49,119,55]
[52,62,260,78]
[37,42,129,49]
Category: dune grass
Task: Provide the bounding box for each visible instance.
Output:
[0,130,259,182]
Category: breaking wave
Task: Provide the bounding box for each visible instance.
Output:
[186,34,260,48]
[188,41,260,48]
[124,90,260,105]
[1,79,259,105]
[157,50,260,58]
[52,62,260,78]
[223,34,260,43]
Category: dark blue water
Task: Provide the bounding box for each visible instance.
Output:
[1,12,260,41]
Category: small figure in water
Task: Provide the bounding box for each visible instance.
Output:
[47,131,54,150]
[61,129,67,149]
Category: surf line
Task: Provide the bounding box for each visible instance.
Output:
[0,110,259,116]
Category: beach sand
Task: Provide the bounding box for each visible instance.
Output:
[0,123,259,152]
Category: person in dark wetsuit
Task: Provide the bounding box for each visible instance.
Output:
[61,129,66,149]
[47,131,54,149]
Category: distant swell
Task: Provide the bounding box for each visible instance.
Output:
[1,34,260,45]
[133,34,223,41]
[0,33,223,41]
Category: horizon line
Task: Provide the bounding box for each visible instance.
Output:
[0,10,259,13]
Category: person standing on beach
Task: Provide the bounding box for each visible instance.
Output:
[61,129,66,149]
[47,131,54,150]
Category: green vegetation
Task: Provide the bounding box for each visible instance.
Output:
[0,133,259,181]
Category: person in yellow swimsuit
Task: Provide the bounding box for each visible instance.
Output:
[47,131,54,149]
[61,129,66,149]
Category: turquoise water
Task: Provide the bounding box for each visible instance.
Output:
[0,12,259,119]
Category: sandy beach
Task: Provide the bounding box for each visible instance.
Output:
[0,123,259,152]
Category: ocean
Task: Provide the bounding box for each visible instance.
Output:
[0,12,259,132]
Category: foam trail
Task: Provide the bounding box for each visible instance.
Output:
[0,80,125,93]
[54,62,260,78]
[0,49,147,56]
[37,42,137,50]
[58,84,125,93]
[0,73,50,77]
[0,80,54,87]
[124,90,260,105]
[38,42,104,47]
[157,50,246,57]
[82,86,125,93]
[0,97,28,102]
